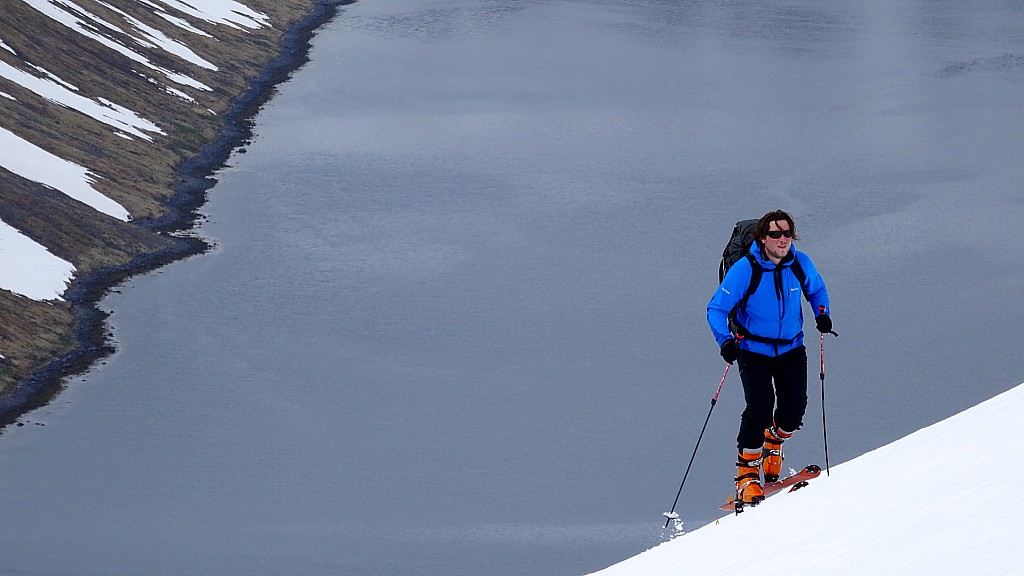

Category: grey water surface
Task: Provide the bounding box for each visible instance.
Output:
[2,1,1024,574]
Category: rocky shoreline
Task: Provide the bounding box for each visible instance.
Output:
[0,0,356,428]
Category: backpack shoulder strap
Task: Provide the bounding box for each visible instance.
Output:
[737,252,761,313]
[790,255,808,299]
[727,253,761,337]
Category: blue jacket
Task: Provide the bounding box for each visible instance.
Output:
[707,242,830,357]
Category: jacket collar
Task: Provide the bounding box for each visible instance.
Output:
[751,241,796,269]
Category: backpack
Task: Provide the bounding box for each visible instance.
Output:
[719,219,807,341]
[719,219,759,283]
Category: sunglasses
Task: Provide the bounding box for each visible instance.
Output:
[766,229,793,239]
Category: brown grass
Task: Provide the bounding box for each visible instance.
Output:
[0,1,333,396]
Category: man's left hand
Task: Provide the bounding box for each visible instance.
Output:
[815,313,832,334]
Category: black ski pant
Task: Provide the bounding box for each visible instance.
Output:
[735,345,808,452]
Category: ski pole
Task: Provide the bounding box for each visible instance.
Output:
[663,363,730,527]
[820,331,831,477]
[818,305,837,476]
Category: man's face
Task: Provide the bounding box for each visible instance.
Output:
[761,220,792,263]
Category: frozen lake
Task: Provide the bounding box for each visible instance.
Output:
[2,1,1023,574]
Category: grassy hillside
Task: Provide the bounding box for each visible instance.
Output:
[0,0,345,421]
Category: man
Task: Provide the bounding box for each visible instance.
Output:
[707,210,832,506]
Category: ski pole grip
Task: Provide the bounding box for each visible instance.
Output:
[817,305,838,337]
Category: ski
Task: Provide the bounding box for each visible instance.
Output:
[789,480,809,492]
[721,464,821,512]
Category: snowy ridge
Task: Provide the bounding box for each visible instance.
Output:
[589,382,1024,576]
[0,0,270,301]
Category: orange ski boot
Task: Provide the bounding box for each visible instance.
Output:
[735,449,764,507]
[762,426,793,483]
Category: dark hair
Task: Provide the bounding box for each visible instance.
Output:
[755,210,800,243]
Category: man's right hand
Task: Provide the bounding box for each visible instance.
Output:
[720,338,739,364]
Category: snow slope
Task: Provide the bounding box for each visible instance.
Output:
[589,382,1024,576]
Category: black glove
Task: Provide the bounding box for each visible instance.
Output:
[815,313,833,334]
[720,338,739,364]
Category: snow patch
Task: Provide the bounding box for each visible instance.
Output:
[94,0,219,70]
[0,59,162,140]
[152,10,214,38]
[0,219,76,301]
[145,0,270,30]
[0,126,131,221]
[20,0,212,93]
[27,64,79,91]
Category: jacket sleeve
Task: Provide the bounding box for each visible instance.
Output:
[796,252,830,317]
[707,259,751,347]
